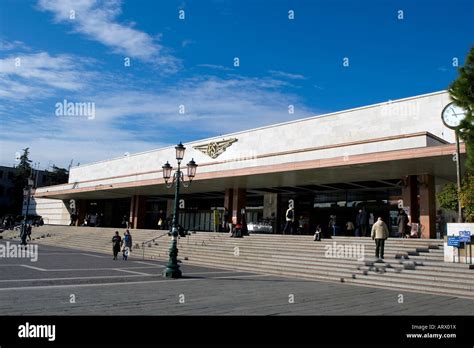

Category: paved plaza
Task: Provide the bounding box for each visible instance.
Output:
[0,240,473,315]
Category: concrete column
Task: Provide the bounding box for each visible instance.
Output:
[231,188,246,224]
[224,188,233,222]
[77,199,86,226]
[129,195,136,228]
[136,196,147,229]
[401,175,418,224]
[131,195,146,229]
[263,193,278,234]
[419,174,436,239]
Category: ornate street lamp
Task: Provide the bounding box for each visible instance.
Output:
[21,177,34,245]
[162,142,198,278]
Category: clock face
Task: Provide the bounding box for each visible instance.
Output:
[441,102,467,129]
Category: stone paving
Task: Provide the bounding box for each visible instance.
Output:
[1,240,473,315]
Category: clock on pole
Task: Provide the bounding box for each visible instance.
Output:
[441,101,467,222]
[441,102,467,129]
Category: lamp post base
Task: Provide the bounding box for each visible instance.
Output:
[163,265,182,278]
[163,235,182,278]
[20,223,27,246]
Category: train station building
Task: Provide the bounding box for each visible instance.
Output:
[30,91,466,238]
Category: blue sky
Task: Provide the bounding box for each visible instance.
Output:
[0,0,473,168]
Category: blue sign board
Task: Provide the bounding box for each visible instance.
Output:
[459,230,471,243]
[448,236,461,247]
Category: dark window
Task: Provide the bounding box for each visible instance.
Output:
[0,170,3,179]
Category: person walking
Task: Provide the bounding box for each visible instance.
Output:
[297,216,305,235]
[20,219,28,246]
[371,217,389,260]
[26,224,32,241]
[122,229,132,260]
[397,209,409,238]
[157,217,163,230]
[222,208,230,232]
[121,215,129,228]
[240,211,249,236]
[112,231,122,260]
[356,209,369,237]
[283,207,294,234]
[368,213,375,230]
[125,229,132,250]
[328,215,337,236]
[157,212,164,230]
[121,231,130,260]
[69,212,78,226]
[83,214,90,226]
[345,220,355,236]
[314,225,322,241]
[121,232,127,260]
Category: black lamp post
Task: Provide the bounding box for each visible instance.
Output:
[21,177,34,245]
[162,142,198,278]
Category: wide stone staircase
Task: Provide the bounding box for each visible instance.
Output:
[4,225,474,298]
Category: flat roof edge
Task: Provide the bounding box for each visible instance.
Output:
[70,90,449,171]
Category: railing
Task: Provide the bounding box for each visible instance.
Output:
[140,224,224,260]
[141,231,170,260]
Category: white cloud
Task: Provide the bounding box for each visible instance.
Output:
[197,64,233,71]
[37,0,180,72]
[0,133,162,170]
[268,70,306,80]
[89,75,315,143]
[0,52,95,99]
[0,39,30,51]
[181,39,195,48]
[0,74,316,168]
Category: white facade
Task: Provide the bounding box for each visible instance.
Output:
[35,91,454,196]
[25,197,70,225]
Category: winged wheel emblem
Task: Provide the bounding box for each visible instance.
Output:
[193,138,238,159]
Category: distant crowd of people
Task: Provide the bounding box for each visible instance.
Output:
[1,215,43,230]
[69,212,104,227]
[277,207,418,241]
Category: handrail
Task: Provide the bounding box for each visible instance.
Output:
[141,231,170,260]
[142,230,170,246]
[140,223,220,260]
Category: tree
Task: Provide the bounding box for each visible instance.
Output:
[437,183,458,212]
[439,46,474,222]
[459,172,474,222]
[449,46,474,169]
[11,148,33,214]
[15,148,32,178]
[437,174,474,222]
[43,165,69,186]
